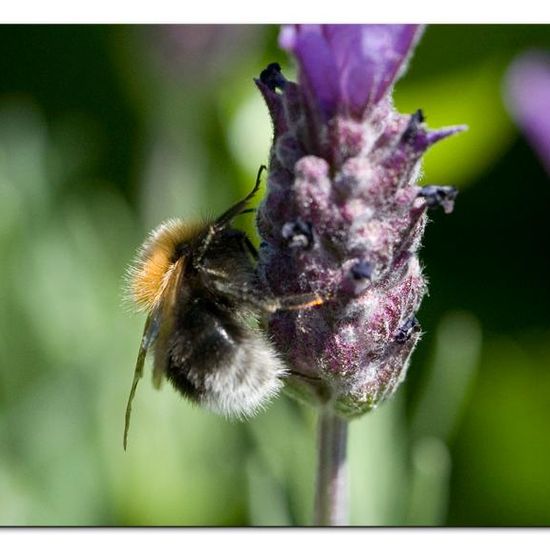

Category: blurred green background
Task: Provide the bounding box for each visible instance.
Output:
[0,25,549,526]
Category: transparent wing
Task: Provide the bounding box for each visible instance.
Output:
[151,259,184,389]
[123,308,161,450]
[123,257,185,450]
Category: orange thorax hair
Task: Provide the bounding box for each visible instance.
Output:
[128,219,206,312]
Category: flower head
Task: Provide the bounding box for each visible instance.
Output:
[255,25,465,417]
[505,51,550,175]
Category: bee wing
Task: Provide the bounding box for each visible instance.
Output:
[123,308,161,450]
[123,258,185,450]
[151,258,185,389]
[151,312,173,390]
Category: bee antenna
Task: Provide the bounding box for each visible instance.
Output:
[235,207,257,217]
[253,164,267,195]
[194,166,267,268]
[213,165,267,228]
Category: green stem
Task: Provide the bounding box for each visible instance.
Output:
[313,409,349,526]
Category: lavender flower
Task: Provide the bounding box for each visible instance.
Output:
[255,25,465,417]
[505,52,550,175]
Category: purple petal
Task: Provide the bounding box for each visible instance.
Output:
[505,52,550,175]
[280,25,341,119]
[323,25,423,115]
[280,24,424,119]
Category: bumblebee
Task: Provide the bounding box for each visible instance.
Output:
[123,166,322,449]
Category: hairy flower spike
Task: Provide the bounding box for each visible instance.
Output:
[255,25,465,417]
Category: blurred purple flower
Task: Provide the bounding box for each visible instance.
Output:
[254,25,465,417]
[146,25,262,85]
[505,52,550,175]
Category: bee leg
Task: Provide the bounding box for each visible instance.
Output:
[193,166,266,269]
[290,370,323,381]
[267,292,326,312]
[236,286,325,313]
[206,273,326,312]
[240,234,259,260]
[235,207,257,217]
[217,228,259,261]
[214,165,266,227]
[193,224,218,268]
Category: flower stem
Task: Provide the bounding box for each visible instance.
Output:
[313,409,349,526]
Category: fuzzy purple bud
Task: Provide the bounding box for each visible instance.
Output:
[505,52,550,176]
[256,25,464,417]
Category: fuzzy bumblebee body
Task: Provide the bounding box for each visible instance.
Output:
[123,168,323,449]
